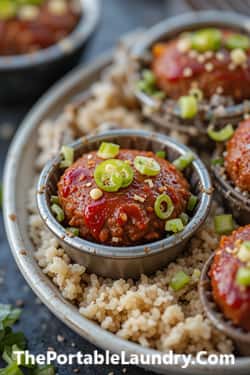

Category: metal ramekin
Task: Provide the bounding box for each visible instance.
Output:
[130,11,250,143]
[0,0,100,104]
[199,253,250,356]
[37,129,212,279]
[212,145,250,225]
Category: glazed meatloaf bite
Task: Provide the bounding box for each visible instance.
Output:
[225,119,250,192]
[152,28,250,101]
[57,147,190,246]
[210,225,250,332]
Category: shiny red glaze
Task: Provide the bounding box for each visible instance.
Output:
[210,225,250,332]
[0,0,80,56]
[225,119,250,192]
[57,149,190,246]
[152,29,250,101]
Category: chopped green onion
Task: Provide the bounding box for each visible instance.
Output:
[156,150,166,159]
[154,193,174,220]
[165,218,184,233]
[170,271,190,291]
[51,204,64,222]
[189,87,203,101]
[236,267,250,287]
[192,268,201,281]
[187,194,198,211]
[66,227,79,237]
[134,156,160,176]
[226,33,250,51]
[50,195,60,205]
[178,95,198,119]
[0,1,17,20]
[237,242,250,263]
[60,145,74,168]
[179,212,189,225]
[191,28,222,52]
[207,124,234,142]
[211,157,224,166]
[173,152,195,171]
[97,142,120,159]
[152,91,166,100]
[214,214,234,235]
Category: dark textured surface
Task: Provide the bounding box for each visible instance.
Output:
[0,1,241,374]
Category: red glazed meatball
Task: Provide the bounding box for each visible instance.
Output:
[225,119,250,192]
[58,150,190,246]
[210,225,250,332]
[0,0,80,56]
[152,30,250,101]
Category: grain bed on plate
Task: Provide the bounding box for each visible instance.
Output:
[28,42,233,354]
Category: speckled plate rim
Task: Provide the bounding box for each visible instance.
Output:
[0,0,100,70]
[3,49,250,374]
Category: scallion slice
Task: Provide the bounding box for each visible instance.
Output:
[66,227,79,237]
[60,145,74,168]
[236,267,250,287]
[156,150,166,159]
[173,152,195,171]
[178,95,198,119]
[207,124,234,142]
[154,193,174,220]
[51,204,64,222]
[165,218,184,233]
[97,142,120,159]
[214,214,234,235]
[134,156,161,176]
[187,194,198,211]
[170,271,190,291]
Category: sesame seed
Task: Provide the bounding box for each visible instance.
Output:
[90,188,103,200]
[85,182,92,187]
[205,63,214,72]
[183,67,193,77]
[112,237,120,243]
[189,50,198,59]
[133,194,145,203]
